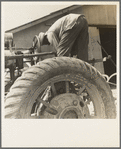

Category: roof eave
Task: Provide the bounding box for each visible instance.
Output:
[5,5,82,33]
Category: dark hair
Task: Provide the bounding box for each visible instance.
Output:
[43,35,50,45]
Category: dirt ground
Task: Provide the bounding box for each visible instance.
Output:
[111,87,118,117]
[112,88,117,99]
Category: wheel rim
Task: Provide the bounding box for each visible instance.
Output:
[26,73,106,119]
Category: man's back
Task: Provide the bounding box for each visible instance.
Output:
[47,13,81,39]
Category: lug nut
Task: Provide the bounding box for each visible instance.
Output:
[73,100,78,106]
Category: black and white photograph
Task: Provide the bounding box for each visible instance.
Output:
[1,1,120,147]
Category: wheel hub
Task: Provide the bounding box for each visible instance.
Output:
[59,107,79,119]
[62,110,78,118]
[42,93,89,119]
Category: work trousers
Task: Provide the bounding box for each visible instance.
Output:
[57,15,89,61]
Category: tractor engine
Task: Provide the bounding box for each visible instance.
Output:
[4,33,23,69]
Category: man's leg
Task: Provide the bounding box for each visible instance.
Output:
[57,17,86,57]
[72,18,89,61]
[57,30,79,56]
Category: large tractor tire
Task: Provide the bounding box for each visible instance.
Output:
[4,57,116,119]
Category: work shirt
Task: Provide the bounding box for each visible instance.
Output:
[45,13,84,51]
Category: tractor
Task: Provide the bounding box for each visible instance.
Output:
[4,33,116,119]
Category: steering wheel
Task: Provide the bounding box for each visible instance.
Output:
[33,35,41,53]
[31,35,42,64]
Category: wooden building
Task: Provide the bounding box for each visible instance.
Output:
[6,5,116,76]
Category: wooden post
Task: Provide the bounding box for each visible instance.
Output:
[88,27,104,74]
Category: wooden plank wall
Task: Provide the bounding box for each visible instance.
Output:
[81,5,116,26]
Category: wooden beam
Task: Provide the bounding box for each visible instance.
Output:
[5,52,56,60]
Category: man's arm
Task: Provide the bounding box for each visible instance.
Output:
[46,32,59,51]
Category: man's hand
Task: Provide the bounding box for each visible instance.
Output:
[28,47,34,54]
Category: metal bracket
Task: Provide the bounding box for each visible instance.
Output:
[36,86,58,116]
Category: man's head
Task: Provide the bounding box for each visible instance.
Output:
[32,32,50,53]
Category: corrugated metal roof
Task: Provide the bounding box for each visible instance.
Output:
[6,5,81,33]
